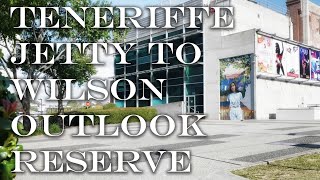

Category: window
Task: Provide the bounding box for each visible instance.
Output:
[152,34,166,42]
[151,45,167,69]
[138,73,151,107]
[168,68,184,103]
[168,29,183,37]
[138,39,149,46]
[125,75,137,107]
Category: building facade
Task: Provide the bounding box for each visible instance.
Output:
[114,0,320,120]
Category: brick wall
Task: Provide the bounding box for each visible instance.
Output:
[309,2,320,48]
[287,0,320,49]
[287,0,303,43]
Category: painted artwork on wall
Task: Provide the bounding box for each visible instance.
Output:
[256,35,300,77]
[300,47,310,79]
[273,39,287,76]
[284,43,300,78]
[220,54,254,120]
[310,50,320,81]
[256,35,275,74]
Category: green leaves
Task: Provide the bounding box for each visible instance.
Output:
[0,73,23,180]
[0,132,21,180]
[0,158,16,180]
[0,118,11,131]
[0,146,9,162]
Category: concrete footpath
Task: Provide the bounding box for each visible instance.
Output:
[17,119,320,180]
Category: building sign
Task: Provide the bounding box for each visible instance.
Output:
[299,47,310,79]
[220,54,254,120]
[311,50,320,81]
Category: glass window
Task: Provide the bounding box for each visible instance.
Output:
[169,96,183,103]
[185,23,203,32]
[138,73,151,107]
[196,95,204,105]
[152,34,166,42]
[138,47,148,58]
[186,83,203,96]
[138,62,150,71]
[168,29,183,37]
[185,65,203,77]
[168,85,183,98]
[126,65,136,74]
[115,67,125,76]
[153,71,167,85]
[186,74,203,84]
[184,44,203,55]
[152,98,166,106]
[168,38,183,66]
[186,34,203,45]
[115,100,125,108]
[168,38,183,56]
[151,45,167,69]
[169,68,183,79]
[138,39,150,46]
[114,54,121,63]
[196,106,203,114]
[127,51,136,63]
[126,100,136,107]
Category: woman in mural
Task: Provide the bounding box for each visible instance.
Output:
[275,42,285,75]
[227,82,243,121]
[301,54,310,78]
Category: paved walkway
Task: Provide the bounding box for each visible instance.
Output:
[17,119,320,180]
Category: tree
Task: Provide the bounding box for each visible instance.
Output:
[0,0,127,130]
[0,72,23,180]
[44,53,96,115]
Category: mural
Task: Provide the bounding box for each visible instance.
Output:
[284,43,300,78]
[220,54,254,120]
[311,50,320,81]
[300,47,310,79]
[256,35,275,74]
[257,35,300,77]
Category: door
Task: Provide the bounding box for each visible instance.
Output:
[186,96,196,114]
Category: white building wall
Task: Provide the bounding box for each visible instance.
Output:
[220,0,293,39]
[203,29,255,119]
[256,79,320,119]
[203,0,292,119]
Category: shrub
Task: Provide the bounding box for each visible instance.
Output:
[0,74,23,180]
[49,123,62,134]
[102,103,117,109]
[63,107,157,126]
[33,128,45,136]
[20,127,44,136]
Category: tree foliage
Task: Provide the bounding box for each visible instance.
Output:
[0,73,23,180]
[0,0,127,129]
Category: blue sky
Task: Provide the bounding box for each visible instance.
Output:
[113,0,320,7]
[259,0,320,7]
